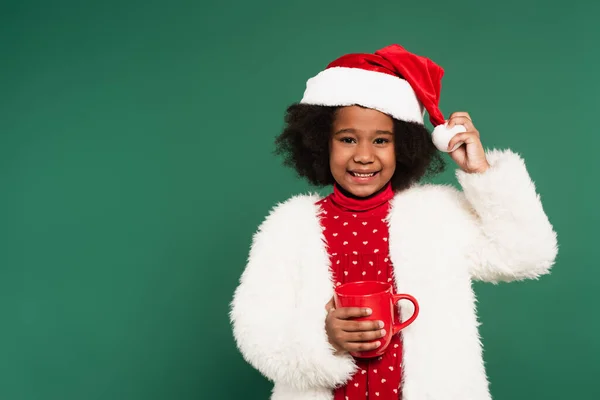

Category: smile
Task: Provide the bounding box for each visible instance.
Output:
[349,171,379,178]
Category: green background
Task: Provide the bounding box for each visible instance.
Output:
[1,0,597,399]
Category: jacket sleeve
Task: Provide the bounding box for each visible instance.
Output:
[457,149,558,283]
[229,197,357,391]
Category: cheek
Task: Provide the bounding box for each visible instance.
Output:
[380,148,396,178]
[383,147,396,168]
[329,145,347,171]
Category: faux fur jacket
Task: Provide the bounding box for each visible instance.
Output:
[230,149,558,400]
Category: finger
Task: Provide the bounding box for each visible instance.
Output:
[448,111,472,121]
[325,297,335,312]
[447,116,476,132]
[334,306,373,320]
[344,340,382,353]
[447,131,480,152]
[344,328,387,342]
[339,318,384,332]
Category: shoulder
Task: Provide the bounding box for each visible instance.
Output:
[246,192,326,268]
[255,193,324,236]
[264,192,323,221]
[392,183,470,211]
[389,183,476,227]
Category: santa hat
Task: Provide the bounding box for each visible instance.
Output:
[299,44,466,152]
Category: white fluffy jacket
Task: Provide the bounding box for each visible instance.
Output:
[230,150,558,400]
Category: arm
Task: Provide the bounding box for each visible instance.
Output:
[229,197,356,390]
[445,112,558,283]
[458,149,558,282]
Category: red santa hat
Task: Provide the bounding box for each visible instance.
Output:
[300,44,466,152]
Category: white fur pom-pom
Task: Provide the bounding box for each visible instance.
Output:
[432,123,467,152]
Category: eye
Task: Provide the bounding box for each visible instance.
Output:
[339,137,356,144]
[374,138,390,144]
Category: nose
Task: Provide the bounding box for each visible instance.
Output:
[353,141,375,164]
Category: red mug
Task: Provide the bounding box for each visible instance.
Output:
[333,281,419,358]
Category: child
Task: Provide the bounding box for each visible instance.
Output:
[230,44,557,400]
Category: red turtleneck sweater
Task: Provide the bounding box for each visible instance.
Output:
[316,183,402,400]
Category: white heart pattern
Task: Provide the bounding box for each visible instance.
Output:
[373,369,377,373]
[354,383,359,387]
[334,215,339,219]
[344,271,348,276]
[374,249,379,253]
[353,251,358,255]
[352,261,358,265]
[343,222,349,226]
[377,270,381,275]
[383,237,388,242]
[375,393,380,397]
[369,261,374,266]
[393,389,398,394]
[389,366,394,371]
[394,344,399,348]
[362,221,367,225]
[343,241,348,245]
[363,241,368,245]
[352,214,357,218]
[352,232,357,236]
[333,233,338,237]
[373,229,378,233]
[381,378,386,383]
[384,258,389,262]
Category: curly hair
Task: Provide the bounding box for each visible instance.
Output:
[274,103,446,191]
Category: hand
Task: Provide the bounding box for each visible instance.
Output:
[324,297,386,354]
[446,112,490,174]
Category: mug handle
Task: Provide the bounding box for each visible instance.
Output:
[391,294,419,335]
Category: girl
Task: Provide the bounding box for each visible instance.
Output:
[230,44,557,400]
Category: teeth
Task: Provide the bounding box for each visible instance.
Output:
[354,172,375,177]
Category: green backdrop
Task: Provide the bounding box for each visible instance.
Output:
[1,0,597,399]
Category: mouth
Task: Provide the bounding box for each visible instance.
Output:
[348,171,380,178]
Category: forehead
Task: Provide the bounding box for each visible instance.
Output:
[333,106,394,131]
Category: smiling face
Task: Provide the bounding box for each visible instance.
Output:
[329,106,396,197]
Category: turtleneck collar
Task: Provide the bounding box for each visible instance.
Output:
[329,182,394,213]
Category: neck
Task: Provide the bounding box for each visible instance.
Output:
[330,182,394,213]
[336,183,389,201]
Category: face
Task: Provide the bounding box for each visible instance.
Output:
[329,106,396,197]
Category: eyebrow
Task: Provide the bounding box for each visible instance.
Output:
[333,128,393,135]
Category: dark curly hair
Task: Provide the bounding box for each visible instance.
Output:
[274,103,446,192]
